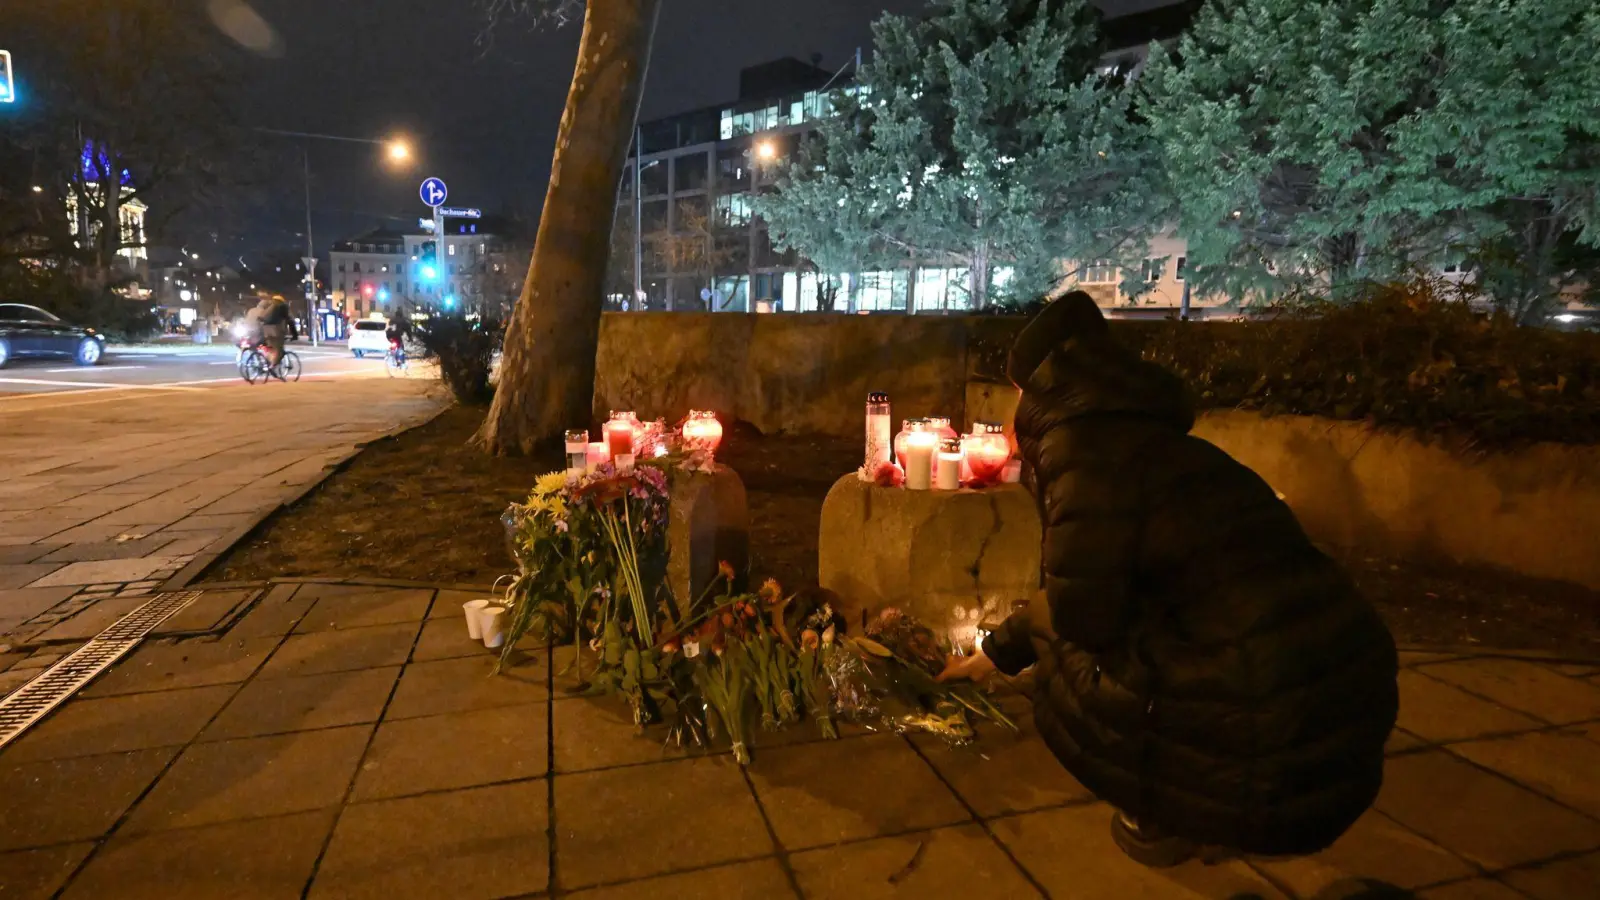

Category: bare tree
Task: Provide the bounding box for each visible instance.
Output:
[474,0,663,454]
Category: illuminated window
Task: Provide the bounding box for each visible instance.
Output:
[448,244,456,256]
[1140,258,1164,282]
[1081,260,1118,284]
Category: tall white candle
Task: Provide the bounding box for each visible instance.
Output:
[904,431,935,490]
[936,451,961,490]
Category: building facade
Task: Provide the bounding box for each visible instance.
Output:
[329,216,516,321]
[613,3,1211,315]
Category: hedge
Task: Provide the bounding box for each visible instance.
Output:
[968,283,1600,452]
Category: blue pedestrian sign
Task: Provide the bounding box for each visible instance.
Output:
[0,51,14,104]
[419,177,448,208]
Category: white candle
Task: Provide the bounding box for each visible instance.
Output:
[904,431,935,490]
[936,451,961,490]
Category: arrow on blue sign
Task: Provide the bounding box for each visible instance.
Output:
[419,177,448,208]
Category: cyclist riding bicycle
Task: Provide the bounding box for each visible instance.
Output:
[385,314,411,365]
[259,297,291,365]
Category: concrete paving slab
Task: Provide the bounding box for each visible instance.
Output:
[311,781,549,900]
[910,713,1092,818]
[551,696,692,774]
[293,589,433,633]
[991,803,1289,899]
[1255,809,1476,896]
[121,725,372,835]
[82,636,281,697]
[36,536,177,564]
[555,757,772,889]
[0,544,62,565]
[0,748,179,851]
[62,810,337,900]
[29,595,150,643]
[792,823,1041,900]
[28,556,187,588]
[226,584,314,638]
[3,684,236,763]
[256,622,420,679]
[384,653,548,720]
[351,704,548,801]
[1376,750,1600,869]
[410,617,494,662]
[1499,849,1600,900]
[565,858,791,900]
[0,842,95,900]
[0,585,77,623]
[150,589,256,635]
[0,564,63,590]
[745,734,971,852]
[1415,878,1531,899]
[201,666,401,741]
[1396,670,1543,742]
[1418,658,1600,725]
[1448,730,1600,819]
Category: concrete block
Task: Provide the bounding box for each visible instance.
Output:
[667,465,749,603]
[818,474,1040,640]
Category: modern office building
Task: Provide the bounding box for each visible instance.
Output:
[613,2,1208,315]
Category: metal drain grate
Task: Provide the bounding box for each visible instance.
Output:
[0,591,203,752]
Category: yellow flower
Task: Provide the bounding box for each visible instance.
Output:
[533,471,569,497]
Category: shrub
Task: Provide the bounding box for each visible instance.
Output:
[969,281,1600,451]
[413,314,504,405]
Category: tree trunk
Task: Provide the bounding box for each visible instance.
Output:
[474,0,662,455]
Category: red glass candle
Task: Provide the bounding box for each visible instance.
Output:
[682,410,724,456]
[962,422,1010,486]
[604,412,636,460]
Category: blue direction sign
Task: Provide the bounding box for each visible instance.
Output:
[1,51,14,104]
[419,177,448,208]
[439,207,481,219]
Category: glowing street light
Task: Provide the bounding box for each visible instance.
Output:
[31,185,42,193]
[756,140,777,161]
[387,139,411,163]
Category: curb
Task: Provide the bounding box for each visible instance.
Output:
[157,402,453,594]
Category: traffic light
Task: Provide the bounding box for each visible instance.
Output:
[362,284,374,299]
[377,288,389,302]
[419,242,438,281]
[443,295,456,310]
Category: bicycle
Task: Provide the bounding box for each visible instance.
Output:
[384,339,409,378]
[239,345,302,384]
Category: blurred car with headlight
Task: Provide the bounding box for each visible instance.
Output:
[0,303,106,369]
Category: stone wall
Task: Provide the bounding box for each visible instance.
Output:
[596,312,1600,590]
[594,313,976,435]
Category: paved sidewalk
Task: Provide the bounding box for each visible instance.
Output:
[0,381,443,649]
[1,580,1595,899]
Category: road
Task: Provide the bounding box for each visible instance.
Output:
[0,343,445,645]
[0,341,388,397]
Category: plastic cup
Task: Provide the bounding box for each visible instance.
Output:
[463,599,491,640]
[480,606,508,649]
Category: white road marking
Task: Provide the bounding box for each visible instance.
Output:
[46,365,147,373]
[0,377,140,389]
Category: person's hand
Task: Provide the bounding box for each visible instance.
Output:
[937,649,997,683]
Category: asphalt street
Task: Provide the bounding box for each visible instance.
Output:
[0,340,403,401]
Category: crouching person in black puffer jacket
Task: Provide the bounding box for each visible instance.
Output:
[940,292,1398,868]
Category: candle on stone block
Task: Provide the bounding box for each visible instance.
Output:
[565,429,589,476]
[865,392,892,474]
[927,416,958,442]
[605,411,636,471]
[894,418,927,472]
[682,410,724,458]
[903,423,936,490]
[962,422,1010,486]
[935,438,962,490]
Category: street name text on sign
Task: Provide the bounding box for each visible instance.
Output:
[439,207,481,219]
[419,177,448,208]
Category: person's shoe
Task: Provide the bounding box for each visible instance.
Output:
[1111,812,1198,868]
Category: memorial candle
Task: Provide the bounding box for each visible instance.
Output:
[865,392,892,472]
[903,424,936,490]
[604,412,636,471]
[962,422,1010,486]
[682,410,724,457]
[564,429,589,475]
[585,442,607,473]
[935,438,962,490]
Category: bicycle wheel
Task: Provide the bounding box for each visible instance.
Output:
[241,350,268,384]
[385,352,409,378]
[279,351,303,382]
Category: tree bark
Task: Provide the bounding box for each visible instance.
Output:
[475,0,662,455]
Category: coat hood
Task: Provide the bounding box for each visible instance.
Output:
[1007,292,1195,433]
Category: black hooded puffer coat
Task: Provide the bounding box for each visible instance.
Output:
[981,293,1398,857]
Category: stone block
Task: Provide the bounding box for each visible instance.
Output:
[666,465,749,602]
[818,475,1040,636]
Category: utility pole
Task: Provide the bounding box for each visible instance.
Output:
[301,146,320,347]
[633,126,644,312]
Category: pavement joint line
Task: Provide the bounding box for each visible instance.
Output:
[297,587,439,896]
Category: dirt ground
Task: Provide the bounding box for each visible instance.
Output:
[205,407,1600,658]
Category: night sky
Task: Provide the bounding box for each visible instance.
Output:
[213,0,1153,261]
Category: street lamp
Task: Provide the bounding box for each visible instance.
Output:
[747,137,781,312]
[387,139,411,163]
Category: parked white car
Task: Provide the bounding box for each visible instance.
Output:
[348,319,390,358]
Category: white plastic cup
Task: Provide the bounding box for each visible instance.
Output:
[480,606,508,649]
[463,599,491,640]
